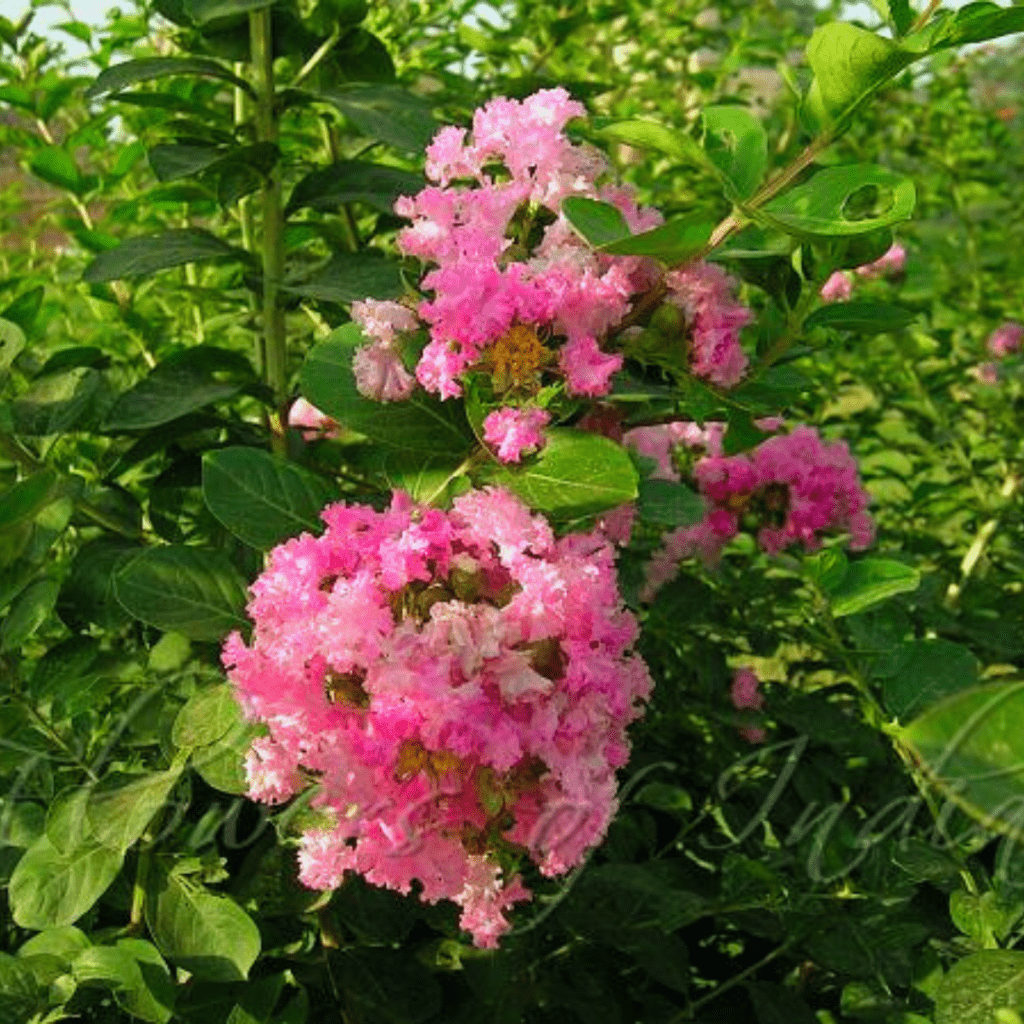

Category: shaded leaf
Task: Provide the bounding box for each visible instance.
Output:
[86,57,252,99]
[320,84,436,152]
[83,229,244,284]
[283,252,403,303]
[286,160,422,214]
[805,300,917,334]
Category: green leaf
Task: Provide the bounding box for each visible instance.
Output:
[0,318,25,374]
[300,324,473,454]
[282,252,403,303]
[285,160,422,214]
[146,869,260,982]
[319,85,437,152]
[887,0,914,36]
[0,579,59,652]
[9,835,123,929]
[934,950,1024,1024]
[337,947,442,1024]
[148,143,224,182]
[486,428,638,519]
[805,23,914,125]
[950,890,1020,950]
[11,367,102,436]
[202,447,339,549]
[637,478,706,527]
[761,165,916,237]
[85,57,253,99]
[73,940,175,1024]
[0,470,59,531]
[83,229,244,284]
[103,347,255,431]
[173,684,240,749]
[916,4,1024,52]
[600,216,713,266]
[2,287,44,333]
[113,546,248,641]
[824,557,920,616]
[805,300,917,334]
[876,639,980,720]
[702,106,768,201]
[184,0,275,22]
[902,681,1024,840]
[561,196,631,247]
[355,448,471,505]
[28,146,87,195]
[86,768,184,854]
[594,118,707,167]
[191,723,255,794]
[0,953,43,1023]
[18,926,92,965]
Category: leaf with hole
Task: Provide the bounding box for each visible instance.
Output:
[761,165,915,237]
[702,106,768,201]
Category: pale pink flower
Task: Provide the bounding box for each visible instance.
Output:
[971,362,1000,385]
[855,243,907,279]
[352,341,417,402]
[483,407,551,463]
[987,321,1024,358]
[288,397,341,439]
[819,271,853,303]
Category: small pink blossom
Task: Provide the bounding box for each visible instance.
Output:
[971,362,1000,385]
[855,243,907,279]
[987,321,1024,358]
[820,271,853,303]
[288,398,341,439]
[559,335,623,397]
[483,407,551,463]
[730,668,764,711]
[353,341,417,402]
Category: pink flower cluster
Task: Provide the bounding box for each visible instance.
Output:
[819,243,907,303]
[665,263,753,388]
[393,88,659,403]
[222,487,652,948]
[482,407,551,463]
[631,423,873,600]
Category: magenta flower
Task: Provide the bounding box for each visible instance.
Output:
[986,321,1024,358]
[222,487,651,948]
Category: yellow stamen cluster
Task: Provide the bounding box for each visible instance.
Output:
[481,324,550,393]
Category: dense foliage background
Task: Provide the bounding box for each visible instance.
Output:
[2,0,1024,1021]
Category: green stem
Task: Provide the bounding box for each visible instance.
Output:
[250,7,288,456]
[128,841,152,934]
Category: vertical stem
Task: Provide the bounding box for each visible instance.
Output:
[250,8,288,456]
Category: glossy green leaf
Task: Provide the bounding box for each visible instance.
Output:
[202,447,338,549]
[876,639,979,719]
[0,470,59,531]
[0,953,42,1023]
[486,428,638,519]
[83,229,244,284]
[282,252,403,303]
[805,300,917,334]
[103,347,255,431]
[825,557,920,616]
[0,318,25,374]
[356,448,471,506]
[18,926,91,964]
[285,160,422,214]
[86,767,184,854]
[319,85,436,152]
[73,940,175,1024]
[29,145,88,194]
[85,57,252,99]
[562,196,631,247]
[0,579,59,652]
[934,949,1024,1024]
[702,106,768,201]
[9,836,123,929]
[173,684,240,749]
[805,23,914,125]
[637,478,706,527]
[113,546,248,641]
[594,118,707,167]
[300,324,473,454]
[600,216,712,266]
[191,721,256,794]
[184,0,275,22]
[914,4,1024,53]
[761,165,916,237]
[902,681,1024,839]
[146,869,260,982]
